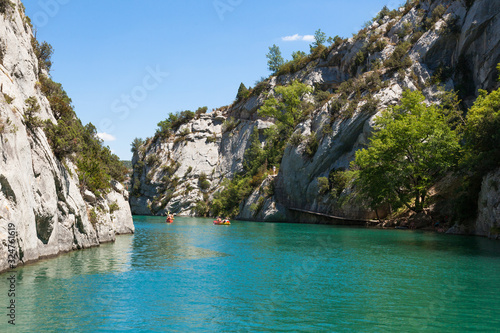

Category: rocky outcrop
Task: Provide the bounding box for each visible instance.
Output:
[131,0,500,231]
[238,176,287,222]
[0,0,133,273]
[475,168,500,238]
[130,112,265,216]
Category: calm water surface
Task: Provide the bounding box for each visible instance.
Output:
[1,216,500,332]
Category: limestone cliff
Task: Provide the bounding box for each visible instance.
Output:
[476,168,500,238]
[0,0,134,273]
[131,0,499,235]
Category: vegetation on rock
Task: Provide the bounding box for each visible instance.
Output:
[36,53,127,193]
[352,90,462,213]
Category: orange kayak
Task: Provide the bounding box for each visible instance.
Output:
[166,218,174,223]
[213,220,230,225]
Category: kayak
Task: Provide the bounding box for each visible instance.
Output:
[166,218,174,223]
[213,220,231,225]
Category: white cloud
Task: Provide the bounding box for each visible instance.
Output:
[302,35,315,42]
[282,34,315,42]
[282,34,301,41]
[97,132,116,142]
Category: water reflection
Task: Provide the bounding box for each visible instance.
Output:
[130,216,229,271]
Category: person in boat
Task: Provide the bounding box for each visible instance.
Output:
[166,212,173,222]
[216,217,222,223]
[224,217,230,223]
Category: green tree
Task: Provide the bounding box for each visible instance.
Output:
[195,106,208,116]
[292,51,307,61]
[236,82,249,101]
[266,44,284,74]
[352,90,461,213]
[23,97,43,129]
[131,137,145,153]
[258,80,313,166]
[258,80,312,131]
[464,88,500,171]
[310,29,327,50]
[243,127,265,175]
[31,39,53,73]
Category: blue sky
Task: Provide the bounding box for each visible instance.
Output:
[24,0,399,160]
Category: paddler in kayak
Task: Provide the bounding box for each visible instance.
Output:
[166,212,174,223]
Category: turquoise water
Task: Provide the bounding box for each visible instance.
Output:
[1,216,500,332]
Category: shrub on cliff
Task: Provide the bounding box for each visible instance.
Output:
[464,88,500,170]
[31,38,53,73]
[236,83,250,101]
[0,0,13,14]
[199,173,211,190]
[384,41,412,71]
[156,110,195,138]
[195,106,208,116]
[40,75,127,192]
[23,97,43,130]
[455,86,500,220]
[211,176,253,217]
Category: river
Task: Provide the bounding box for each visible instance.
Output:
[1,216,500,332]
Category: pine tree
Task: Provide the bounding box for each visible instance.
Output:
[236,82,249,101]
[266,44,284,74]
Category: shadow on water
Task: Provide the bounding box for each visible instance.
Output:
[337,227,500,258]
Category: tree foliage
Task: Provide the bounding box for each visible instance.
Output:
[243,127,265,175]
[464,88,500,169]
[31,38,53,73]
[454,85,500,220]
[292,51,307,61]
[0,0,13,14]
[41,75,127,193]
[258,80,313,131]
[352,90,461,213]
[131,137,145,153]
[266,44,284,74]
[23,97,43,130]
[209,81,314,217]
[156,110,195,138]
[236,82,250,101]
[310,29,327,50]
[258,80,313,165]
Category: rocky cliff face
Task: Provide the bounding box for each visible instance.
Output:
[476,168,500,238]
[0,0,134,273]
[131,0,499,234]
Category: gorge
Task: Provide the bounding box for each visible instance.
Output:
[130,0,500,237]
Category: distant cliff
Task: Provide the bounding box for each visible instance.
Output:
[131,0,499,237]
[0,0,134,273]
